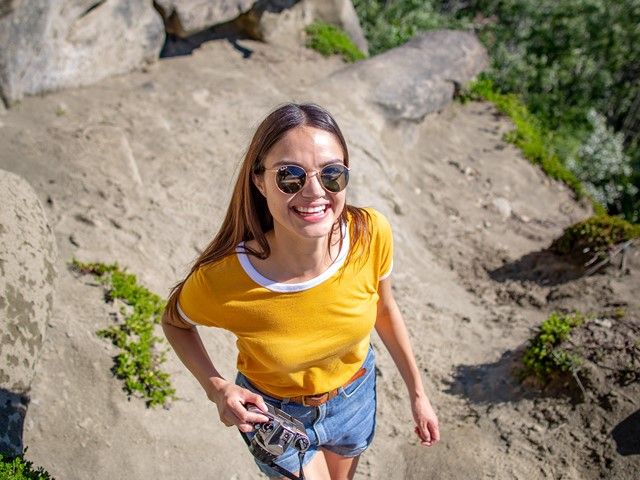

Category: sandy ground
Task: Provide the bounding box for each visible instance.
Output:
[1,38,638,479]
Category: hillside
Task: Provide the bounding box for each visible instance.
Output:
[1,37,638,479]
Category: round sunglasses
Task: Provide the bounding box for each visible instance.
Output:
[262,164,350,194]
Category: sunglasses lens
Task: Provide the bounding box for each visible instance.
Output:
[320,164,349,193]
[275,165,306,194]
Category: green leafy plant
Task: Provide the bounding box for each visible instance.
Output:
[551,215,640,261]
[521,311,584,382]
[70,259,175,407]
[0,451,53,480]
[304,21,366,62]
[353,0,466,55]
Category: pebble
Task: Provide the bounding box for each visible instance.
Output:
[492,197,512,218]
[594,318,613,328]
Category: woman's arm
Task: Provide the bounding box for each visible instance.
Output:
[161,313,268,431]
[375,278,440,446]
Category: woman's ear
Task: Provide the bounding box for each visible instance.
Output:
[252,173,266,197]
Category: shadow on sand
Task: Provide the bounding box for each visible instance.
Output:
[444,348,537,405]
[612,409,640,456]
[488,249,585,287]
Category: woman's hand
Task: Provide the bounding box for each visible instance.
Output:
[412,395,440,447]
[210,380,270,433]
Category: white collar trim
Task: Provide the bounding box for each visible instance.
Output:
[236,224,349,293]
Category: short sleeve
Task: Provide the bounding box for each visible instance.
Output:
[177,267,218,327]
[370,209,393,280]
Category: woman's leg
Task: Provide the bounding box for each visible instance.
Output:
[279,450,330,480]
[321,449,360,480]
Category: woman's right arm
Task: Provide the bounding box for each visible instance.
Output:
[161,313,269,432]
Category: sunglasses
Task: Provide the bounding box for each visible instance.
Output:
[262,164,350,194]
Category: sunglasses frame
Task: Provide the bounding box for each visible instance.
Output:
[261,163,350,195]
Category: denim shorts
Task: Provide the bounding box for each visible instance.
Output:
[235,346,377,478]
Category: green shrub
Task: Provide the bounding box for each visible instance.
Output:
[352,0,465,54]
[0,452,53,480]
[522,312,585,382]
[551,215,640,260]
[568,110,639,217]
[70,259,175,407]
[304,21,366,62]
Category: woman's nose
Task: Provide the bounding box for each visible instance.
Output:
[301,171,325,197]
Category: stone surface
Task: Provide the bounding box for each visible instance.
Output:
[155,0,256,36]
[330,29,488,122]
[0,169,57,455]
[0,0,165,105]
[260,0,368,54]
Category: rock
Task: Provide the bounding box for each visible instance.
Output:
[330,29,488,122]
[0,169,57,455]
[260,0,368,54]
[0,0,165,105]
[155,0,256,37]
[492,197,512,219]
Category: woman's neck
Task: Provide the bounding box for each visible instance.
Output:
[250,226,342,283]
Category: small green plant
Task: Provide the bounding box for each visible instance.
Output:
[551,215,640,261]
[304,21,366,62]
[521,311,584,382]
[70,259,175,407]
[0,451,53,480]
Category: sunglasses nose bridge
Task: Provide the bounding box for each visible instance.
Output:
[300,169,325,195]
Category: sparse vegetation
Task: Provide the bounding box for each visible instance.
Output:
[0,452,53,480]
[551,215,640,261]
[304,21,366,62]
[521,311,585,383]
[461,76,594,207]
[70,259,175,407]
[353,0,640,223]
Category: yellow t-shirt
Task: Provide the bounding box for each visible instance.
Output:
[177,208,393,397]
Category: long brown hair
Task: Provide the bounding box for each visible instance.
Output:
[164,103,371,323]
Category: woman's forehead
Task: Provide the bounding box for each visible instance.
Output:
[271,126,343,157]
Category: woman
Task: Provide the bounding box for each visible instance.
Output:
[162,103,439,479]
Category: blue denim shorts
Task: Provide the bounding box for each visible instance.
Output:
[235,346,377,478]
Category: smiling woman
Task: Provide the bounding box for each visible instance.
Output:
[161,103,440,480]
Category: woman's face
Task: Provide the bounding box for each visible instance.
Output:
[253,126,347,242]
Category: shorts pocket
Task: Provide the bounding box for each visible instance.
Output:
[341,351,376,399]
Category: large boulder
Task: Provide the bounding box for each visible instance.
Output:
[329,29,488,122]
[259,0,368,54]
[157,0,368,55]
[155,0,256,37]
[0,0,165,106]
[0,170,57,455]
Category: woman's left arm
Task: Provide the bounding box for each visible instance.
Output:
[375,277,440,447]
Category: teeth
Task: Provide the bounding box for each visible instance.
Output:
[295,205,326,214]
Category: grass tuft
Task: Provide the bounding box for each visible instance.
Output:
[521,311,585,383]
[0,451,53,480]
[551,215,640,261]
[70,259,175,407]
[304,21,366,63]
